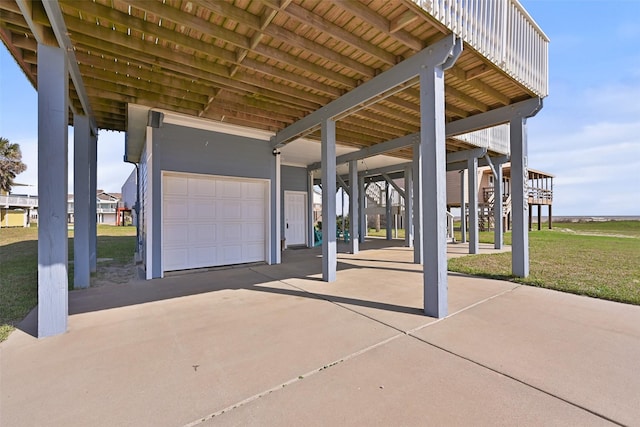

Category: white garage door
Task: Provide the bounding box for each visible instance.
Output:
[162,172,268,272]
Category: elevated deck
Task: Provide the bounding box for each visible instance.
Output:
[1,0,548,159]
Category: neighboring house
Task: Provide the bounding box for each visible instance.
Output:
[97,191,121,225]
[447,162,554,231]
[120,168,138,226]
[67,191,121,225]
[0,189,36,228]
[1,1,550,335]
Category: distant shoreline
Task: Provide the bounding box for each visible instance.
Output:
[551,216,640,222]
[452,215,640,222]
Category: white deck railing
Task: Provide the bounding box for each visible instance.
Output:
[0,194,39,208]
[451,123,510,155]
[413,0,549,96]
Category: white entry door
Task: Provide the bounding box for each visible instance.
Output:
[284,191,307,246]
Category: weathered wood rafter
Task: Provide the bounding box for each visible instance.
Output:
[0,0,540,153]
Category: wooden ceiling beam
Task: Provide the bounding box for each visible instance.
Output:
[75,51,212,97]
[58,20,329,110]
[84,87,201,118]
[350,110,419,134]
[82,76,205,112]
[444,86,489,112]
[215,91,309,119]
[389,10,419,34]
[80,0,345,101]
[333,1,423,52]
[337,118,404,143]
[444,102,472,119]
[343,110,417,135]
[123,0,250,50]
[251,43,354,88]
[191,0,377,77]
[201,105,289,130]
[448,66,512,106]
[73,40,335,110]
[127,0,358,89]
[240,56,344,97]
[79,66,210,105]
[60,1,240,64]
[14,0,58,46]
[272,1,397,66]
[0,26,36,86]
[465,63,492,80]
[204,98,296,125]
[260,20,375,78]
[334,127,386,147]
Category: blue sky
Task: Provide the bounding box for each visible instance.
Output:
[520,0,640,215]
[1,1,639,215]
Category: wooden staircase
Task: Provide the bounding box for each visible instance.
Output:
[469,187,512,232]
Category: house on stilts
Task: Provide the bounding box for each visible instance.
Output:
[0,0,549,337]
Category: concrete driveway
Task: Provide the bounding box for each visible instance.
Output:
[1,240,638,426]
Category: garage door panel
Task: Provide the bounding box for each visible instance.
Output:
[190,199,216,220]
[244,243,265,262]
[244,182,265,199]
[164,197,188,221]
[243,222,265,241]
[189,177,216,197]
[222,245,243,264]
[188,246,217,268]
[188,223,217,244]
[218,180,242,199]
[219,201,242,220]
[243,201,265,220]
[222,223,242,241]
[164,247,188,271]
[163,173,267,272]
[164,223,189,246]
[165,176,188,195]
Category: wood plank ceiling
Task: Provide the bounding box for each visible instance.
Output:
[0,0,537,157]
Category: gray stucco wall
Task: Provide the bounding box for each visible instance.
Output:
[280,165,308,232]
[149,123,277,277]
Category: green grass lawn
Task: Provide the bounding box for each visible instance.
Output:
[0,225,136,342]
[448,221,640,304]
[2,221,639,342]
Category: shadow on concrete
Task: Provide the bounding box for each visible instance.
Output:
[16,241,425,337]
[16,237,492,338]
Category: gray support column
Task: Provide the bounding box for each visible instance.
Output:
[358,175,366,244]
[510,117,529,277]
[321,119,337,282]
[73,115,91,289]
[385,181,392,240]
[468,157,479,254]
[404,167,413,247]
[460,169,467,243]
[274,151,281,263]
[349,160,359,254]
[494,163,504,249]
[37,44,69,337]
[412,141,422,264]
[537,205,542,231]
[420,65,448,318]
[307,172,314,248]
[89,130,97,273]
[340,188,345,237]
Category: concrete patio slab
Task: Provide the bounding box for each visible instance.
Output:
[1,269,397,427]
[412,285,640,426]
[1,240,638,427]
[205,335,612,427]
